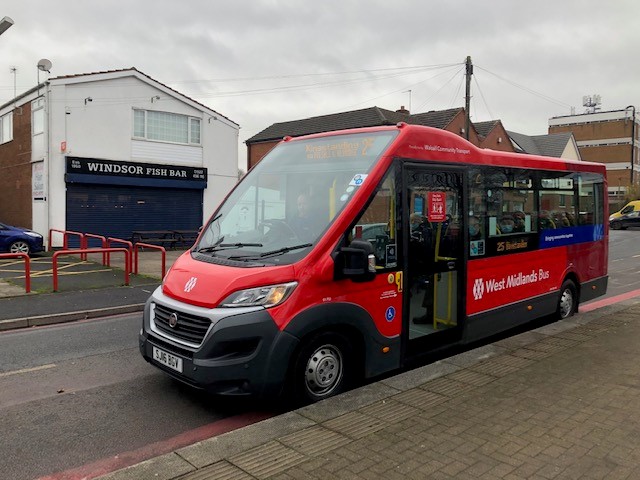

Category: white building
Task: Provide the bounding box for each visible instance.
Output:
[0,68,239,246]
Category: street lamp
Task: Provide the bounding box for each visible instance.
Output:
[0,16,14,36]
[626,105,636,186]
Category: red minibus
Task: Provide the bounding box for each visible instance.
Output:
[139,123,608,403]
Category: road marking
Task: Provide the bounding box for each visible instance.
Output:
[0,363,57,378]
[581,288,640,312]
[35,411,273,480]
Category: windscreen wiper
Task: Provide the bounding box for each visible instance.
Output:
[197,242,263,253]
[228,243,312,260]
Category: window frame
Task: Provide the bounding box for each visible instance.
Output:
[0,111,12,144]
[32,98,45,136]
[132,109,202,146]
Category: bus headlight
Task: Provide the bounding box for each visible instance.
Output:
[220,282,298,308]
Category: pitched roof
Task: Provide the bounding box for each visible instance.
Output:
[246,106,468,144]
[408,108,464,129]
[474,120,500,138]
[507,131,575,158]
[1,67,238,127]
[246,106,410,143]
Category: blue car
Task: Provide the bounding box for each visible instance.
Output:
[0,222,45,255]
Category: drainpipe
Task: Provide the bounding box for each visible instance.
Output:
[626,105,635,186]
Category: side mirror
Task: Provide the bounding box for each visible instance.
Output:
[335,239,376,282]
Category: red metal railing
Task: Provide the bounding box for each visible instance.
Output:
[49,229,87,260]
[107,237,133,271]
[52,248,130,292]
[0,253,31,293]
[84,233,108,265]
[134,243,166,279]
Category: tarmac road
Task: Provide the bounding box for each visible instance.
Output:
[0,313,269,480]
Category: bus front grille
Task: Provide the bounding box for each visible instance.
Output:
[153,304,211,346]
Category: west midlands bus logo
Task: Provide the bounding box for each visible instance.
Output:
[473,278,484,300]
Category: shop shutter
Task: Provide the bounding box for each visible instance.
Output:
[66,185,203,243]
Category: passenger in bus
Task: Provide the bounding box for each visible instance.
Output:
[513,211,526,232]
[538,210,556,230]
[410,213,422,233]
[498,215,515,234]
[290,193,318,241]
[410,213,430,242]
[408,212,433,281]
[469,216,482,240]
[560,212,574,227]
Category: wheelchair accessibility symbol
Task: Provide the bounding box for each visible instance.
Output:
[385,306,396,322]
[349,174,368,187]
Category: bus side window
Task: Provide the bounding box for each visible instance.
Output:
[489,217,499,236]
[347,169,396,270]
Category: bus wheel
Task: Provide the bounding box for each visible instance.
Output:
[557,280,577,319]
[294,332,351,404]
[611,221,621,230]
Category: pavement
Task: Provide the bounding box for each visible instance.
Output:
[2,251,640,479]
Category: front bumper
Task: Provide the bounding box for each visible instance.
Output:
[139,287,298,397]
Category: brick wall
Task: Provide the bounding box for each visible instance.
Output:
[247,140,278,170]
[478,123,516,153]
[550,118,638,190]
[0,103,33,227]
[442,113,481,145]
[550,120,631,141]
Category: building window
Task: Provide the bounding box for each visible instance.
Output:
[190,118,201,144]
[133,110,145,137]
[0,112,12,144]
[133,109,201,145]
[32,98,45,135]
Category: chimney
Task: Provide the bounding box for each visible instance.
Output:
[396,105,410,115]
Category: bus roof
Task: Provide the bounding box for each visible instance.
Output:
[283,123,605,174]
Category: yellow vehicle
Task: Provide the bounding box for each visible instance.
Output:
[609,200,640,221]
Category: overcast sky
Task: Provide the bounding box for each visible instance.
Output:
[1,1,639,168]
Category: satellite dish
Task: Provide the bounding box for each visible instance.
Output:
[37,59,52,73]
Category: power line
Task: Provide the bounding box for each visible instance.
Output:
[344,63,462,110]
[191,65,461,99]
[447,69,465,109]
[1,62,577,119]
[1,64,459,107]
[472,75,495,120]
[167,64,461,85]
[475,65,574,109]
[414,66,464,111]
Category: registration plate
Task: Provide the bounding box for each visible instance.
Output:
[153,346,183,373]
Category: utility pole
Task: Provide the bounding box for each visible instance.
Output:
[464,56,472,141]
[627,105,636,187]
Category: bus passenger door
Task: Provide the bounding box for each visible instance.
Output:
[404,166,465,356]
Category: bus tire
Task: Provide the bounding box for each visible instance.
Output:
[292,332,351,404]
[611,221,622,230]
[557,280,577,320]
